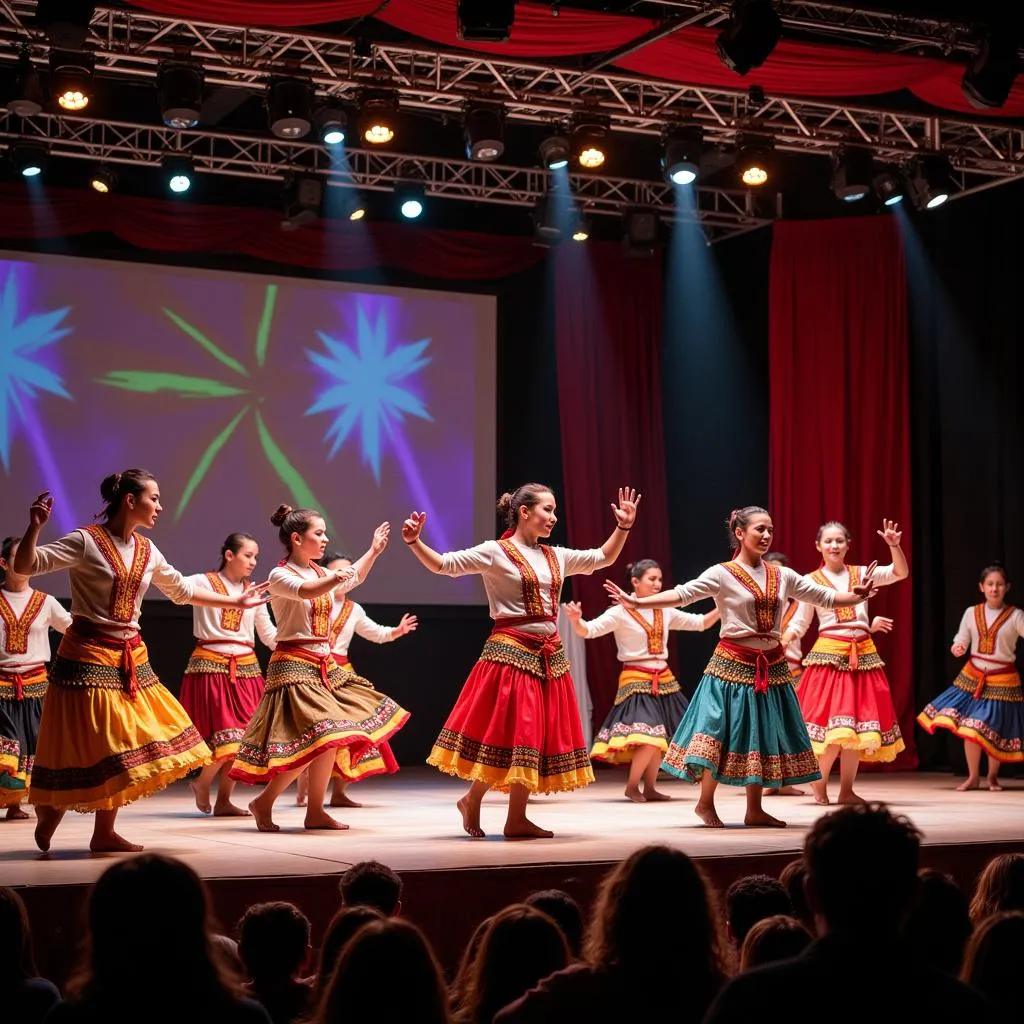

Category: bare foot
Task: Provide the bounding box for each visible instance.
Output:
[249,798,280,833]
[642,788,672,802]
[695,802,725,828]
[191,780,212,815]
[811,780,830,805]
[213,801,251,817]
[956,777,981,792]
[304,811,349,830]
[34,808,62,852]
[745,810,787,828]
[503,818,554,840]
[988,779,1004,792]
[330,792,363,808]
[90,831,144,853]
[624,785,646,803]
[837,790,867,806]
[766,785,806,797]
[457,795,485,838]
[5,804,30,821]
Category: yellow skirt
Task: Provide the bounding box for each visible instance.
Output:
[29,630,210,812]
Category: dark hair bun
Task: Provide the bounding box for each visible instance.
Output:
[99,472,123,503]
[495,492,514,515]
[270,504,294,527]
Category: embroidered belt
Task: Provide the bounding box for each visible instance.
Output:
[964,656,1019,700]
[0,664,48,700]
[332,654,352,670]
[275,640,334,687]
[190,642,258,685]
[711,640,786,694]
[68,617,144,698]
[814,627,875,670]
[483,619,567,681]
[620,663,677,696]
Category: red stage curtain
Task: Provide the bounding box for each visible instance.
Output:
[768,217,915,768]
[554,244,672,731]
[126,0,378,28]
[0,185,541,280]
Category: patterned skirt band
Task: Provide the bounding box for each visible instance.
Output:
[962,657,1020,700]
[709,640,788,694]
[482,622,569,682]
[60,618,145,698]
[0,664,48,701]
[271,640,334,688]
[805,628,883,672]
[616,664,679,703]
[185,644,261,684]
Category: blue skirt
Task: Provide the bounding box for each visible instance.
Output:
[663,644,821,787]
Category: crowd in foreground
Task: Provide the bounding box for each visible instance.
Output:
[4,802,1023,1024]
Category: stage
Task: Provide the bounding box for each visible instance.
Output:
[5,770,1023,980]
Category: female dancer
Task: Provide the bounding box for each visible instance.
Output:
[181,533,278,817]
[12,473,268,853]
[0,536,71,820]
[403,483,640,839]
[918,563,1024,790]
[605,506,876,829]
[784,519,907,805]
[229,506,409,832]
[564,558,719,803]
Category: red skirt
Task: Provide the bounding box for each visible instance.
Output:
[427,627,594,794]
[179,647,265,763]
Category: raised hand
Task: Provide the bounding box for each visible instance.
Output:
[396,613,418,636]
[603,579,637,607]
[402,511,426,544]
[29,492,53,528]
[877,518,902,547]
[951,642,967,657]
[238,581,271,607]
[870,615,894,634]
[852,560,879,600]
[371,522,391,554]
[564,600,583,622]
[611,487,641,530]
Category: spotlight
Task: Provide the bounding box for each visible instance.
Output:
[464,104,505,162]
[11,143,47,178]
[909,155,953,211]
[339,190,368,221]
[282,175,323,229]
[872,166,906,208]
[36,1,95,50]
[158,61,204,130]
[267,77,313,139]
[360,93,398,145]
[539,133,570,171]
[962,24,1019,110]
[315,106,347,146]
[831,146,874,203]
[736,135,774,187]
[163,155,193,194]
[573,115,609,170]
[89,164,116,193]
[717,0,782,75]
[457,0,516,43]
[622,207,660,257]
[397,183,425,219]
[532,198,563,247]
[50,49,93,111]
[349,203,367,222]
[662,125,703,185]
[571,212,590,242]
[7,50,44,117]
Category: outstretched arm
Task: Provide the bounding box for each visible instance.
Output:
[401,512,445,573]
[12,493,55,575]
[877,518,909,581]
[344,523,391,591]
[594,487,642,568]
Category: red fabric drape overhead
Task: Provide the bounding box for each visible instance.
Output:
[0,185,542,280]
[127,0,379,28]
[768,216,915,769]
[554,244,672,732]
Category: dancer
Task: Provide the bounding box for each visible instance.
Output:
[229,506,409,832]
[605,506,876,829]
[0,536,72,821]
[180,533,278,817]
[783,519,907,805]
[12,473,268,853]
[404,483,640,839]
[564,558,719,803]
[918,563,1024,790]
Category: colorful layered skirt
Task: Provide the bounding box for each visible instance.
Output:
[29,623,210,811]
[0,665,48,806]
[179,644,265,763]
[427,625,595,794]
[328,655,403,779]
[797,632,904,762]
[917,658,1024,762]
[229,643,409,784]
[590,665,689,764]
[663,641,821,787]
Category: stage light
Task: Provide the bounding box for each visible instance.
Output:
[873,166,906,208]
[282,174,323,229]
[736,135,773,187]
[831,146,874,203]
[464,104,505,162]
[622,207,660,257]
[532,198,562,247]
[571,213,590,242]
[339,190,368,221]
[267,77,313,139]
[397,183,425,219]
[50,50,93,111]
[11,144,47,178]
[662,125,703,185]
[349,204,367,221]
[315,106,347,146]
[163,155,193,194]
[360,94,398,145]
[716,0,782,76]
[909,155,953,211]
[573,116,609,170]
[89,164,116,193]
[962,24,1019,110]
[457,0,516,42]
[7,49,43,117]
[539,134,570,171]
[158,61,204,130]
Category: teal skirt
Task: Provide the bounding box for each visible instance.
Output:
[663,643,821,787]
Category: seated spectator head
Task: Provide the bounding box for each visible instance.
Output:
[739,915,813,971]
[449,915,493,1016]
[969,853,1024,925]
[903,869,972,976]
[460,905,569,1024]
[803,803,921,938]
[961,910,1024,1015]
[0,885,38,983]
[311,906,383,1006]
[311,918,449,1024]
[338,860,403,916]
[778,858,814,934]
[238,902,311,985]
[523,889,584,959]
[725,874,793,946]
